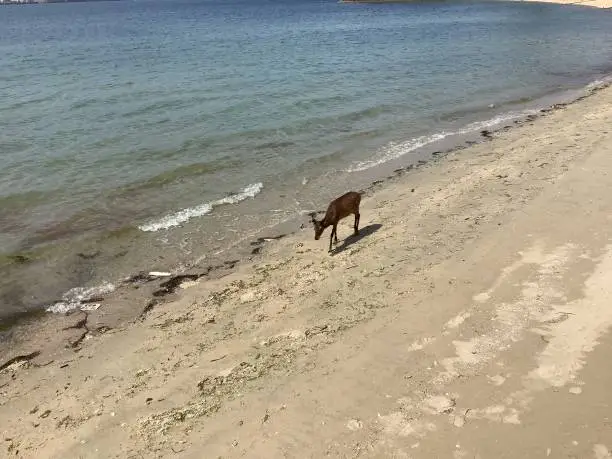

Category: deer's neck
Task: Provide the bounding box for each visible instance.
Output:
[321,213,334,228]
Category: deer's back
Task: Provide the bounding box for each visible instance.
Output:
[325,191,361,221]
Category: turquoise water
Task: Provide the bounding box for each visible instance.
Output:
[1,0,611,320]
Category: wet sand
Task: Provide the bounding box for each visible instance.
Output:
[1,83,612,458]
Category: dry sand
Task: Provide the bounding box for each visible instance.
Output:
[2,83,612,458]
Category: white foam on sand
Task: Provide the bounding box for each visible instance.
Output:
[138,182,263,232]
[585,74,612,92]
[46,281,116,314]
[346,110,538,173]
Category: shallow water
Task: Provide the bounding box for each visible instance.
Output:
[1,0,611,320]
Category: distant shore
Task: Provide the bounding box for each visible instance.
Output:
[340,0,612,7]
[0,0,119,5]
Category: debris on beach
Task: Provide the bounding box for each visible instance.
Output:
[0,351,41,373]
[249,234,287,255]
[123,271,170,285]
[140,299,160,319]
[76,251,101,260]
[152,273,209,297]
[7,254,30,264]
[62,314,88,331]
[59,311,111,348]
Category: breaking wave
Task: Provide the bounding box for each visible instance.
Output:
[138,182,264,232]
[347,110,539,173]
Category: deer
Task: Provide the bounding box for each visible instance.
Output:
[311,191,361,252]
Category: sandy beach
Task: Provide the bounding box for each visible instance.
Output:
[344,0,612,7]
[2,81,612,458]
[525,0,612,8]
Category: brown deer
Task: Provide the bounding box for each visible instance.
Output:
[311,191,361,252]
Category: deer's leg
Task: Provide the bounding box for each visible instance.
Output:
[329,226,335,252]
[354,212,360,235]
[334,224,339,244]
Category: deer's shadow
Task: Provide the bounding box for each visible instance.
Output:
[330,223,382,255]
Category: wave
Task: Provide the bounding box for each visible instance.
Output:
[585,73,612,92]
[138,182,264,232]
[46,281,116,314]
[346,109,539,173]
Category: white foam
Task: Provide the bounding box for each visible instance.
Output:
[139,203,213,232]
[46,281,116,314]
[347,110,538,173]
[585,74,612,92]
[138,182,263,232]
[212,182,263,206]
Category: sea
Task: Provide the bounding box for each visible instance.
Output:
[1,0,611,325]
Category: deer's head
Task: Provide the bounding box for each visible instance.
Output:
[311,215,324,240]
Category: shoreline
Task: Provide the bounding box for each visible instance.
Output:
[1,75,610,346]
[3,0,612,335]
[1,78,612,457]
[1,73,609,337]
